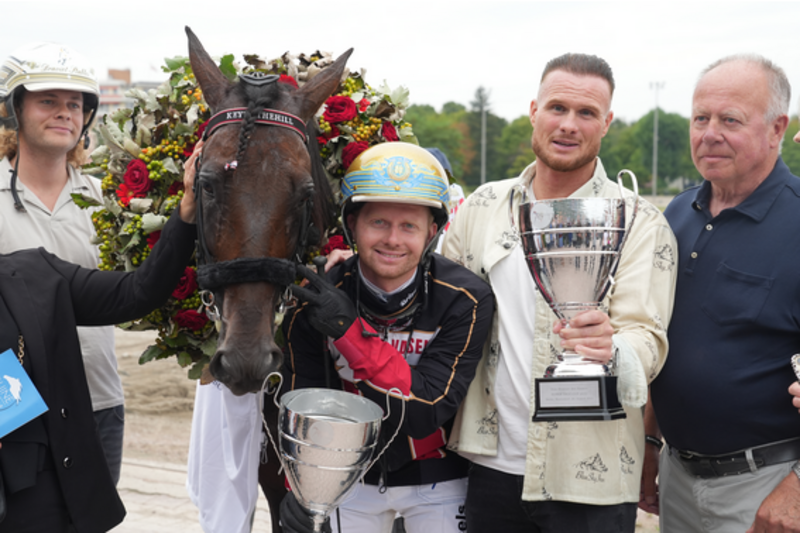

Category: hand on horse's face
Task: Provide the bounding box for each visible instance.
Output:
[292,264,356,340]
[324,248,353,272]
[179,139,203,223]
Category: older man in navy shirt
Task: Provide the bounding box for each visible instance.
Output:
[642,55,800,533]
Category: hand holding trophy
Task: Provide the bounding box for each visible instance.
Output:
[519,170,639,422]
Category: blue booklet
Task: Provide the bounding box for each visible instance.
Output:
[0,348,48,438]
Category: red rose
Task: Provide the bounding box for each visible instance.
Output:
[174,309,209,331]
[168,180,184,196]
[342,141,369,170]
[278,74,298,89]
[116,183,134,207]
[147,230,161,249]
[381,122,399,142]
[172,267,198,299]
[358,98,370,112]
[323,96,357,124]
[320,235,349,256]
[123,159,152,196]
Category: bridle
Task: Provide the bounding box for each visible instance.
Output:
[193,73,316,324]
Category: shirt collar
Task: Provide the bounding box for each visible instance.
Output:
[690,157,795,222]
[513,158,609,201]
[0,157,88,193]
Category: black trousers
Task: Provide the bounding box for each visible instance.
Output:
[466,463,637,533]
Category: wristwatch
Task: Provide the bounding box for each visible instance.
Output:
[645,435,663,451]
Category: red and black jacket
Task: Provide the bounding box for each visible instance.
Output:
[283,253,494,487]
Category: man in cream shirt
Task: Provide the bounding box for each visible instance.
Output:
[443,52,677,532]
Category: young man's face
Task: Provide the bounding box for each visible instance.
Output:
[18,89,84,155]
[529,70,613,174]
[348,202,437,293]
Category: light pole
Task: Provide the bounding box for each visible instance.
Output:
[650,81,665,198]
[480,93,488,185]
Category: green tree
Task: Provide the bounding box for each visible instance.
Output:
[497,115,533,178]
[636,110,700,193]
[405,104,468,178]
[462,87,508,186]
[442,102,466,115]
[600,111,700,193]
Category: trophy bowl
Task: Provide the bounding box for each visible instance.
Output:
[518,170,638,421]
[279,388,383,532]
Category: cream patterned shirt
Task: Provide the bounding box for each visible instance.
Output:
[442,159,677,504]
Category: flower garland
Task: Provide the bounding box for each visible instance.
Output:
[77,50,416,378]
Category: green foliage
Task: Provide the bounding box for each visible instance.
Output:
[497,116,533,178]
[461,87,508,186]
[406,90,708,191]
[599,110,700,193]
[405,104,467,178]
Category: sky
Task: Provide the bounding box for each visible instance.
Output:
[2,0,800,124]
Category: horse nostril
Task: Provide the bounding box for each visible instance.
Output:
[209,350,232,382]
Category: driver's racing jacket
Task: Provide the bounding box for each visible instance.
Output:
[282,254,494,486]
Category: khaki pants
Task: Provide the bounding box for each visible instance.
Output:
[659,446,792,533]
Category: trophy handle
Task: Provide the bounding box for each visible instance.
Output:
[259,371,286,474]
[610,170,640,282]
[363,387,407,474]
[616,169,639,235]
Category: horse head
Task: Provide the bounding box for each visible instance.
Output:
[186,27,352,395]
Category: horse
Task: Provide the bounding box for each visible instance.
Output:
[187,27,351,396]
[186,27,352,531]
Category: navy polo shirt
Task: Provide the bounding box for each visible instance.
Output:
[651,158,800,454]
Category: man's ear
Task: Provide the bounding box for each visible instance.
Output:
[771,114,789,150]
[602,110,614,137]
[529,99,538,127]
[427,222,439,244]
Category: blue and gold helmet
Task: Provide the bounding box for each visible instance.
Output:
[342,142,450,212]
[341,142,451,254]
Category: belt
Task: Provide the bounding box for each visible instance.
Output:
[671,437,800,478]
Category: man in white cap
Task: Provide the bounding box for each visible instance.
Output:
[0,42,126,485]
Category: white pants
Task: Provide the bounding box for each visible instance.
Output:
[331,478,468,533]
[659,446,792,533]
[186,381,263,533]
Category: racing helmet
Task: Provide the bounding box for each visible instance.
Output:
[341,142,451,241]
[0,42,99,137]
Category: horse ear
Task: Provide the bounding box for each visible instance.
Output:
[186,26,230,111]
[294,48,354,122]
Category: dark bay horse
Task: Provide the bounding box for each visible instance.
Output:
[186,28,356,531]
[187,28,351,396]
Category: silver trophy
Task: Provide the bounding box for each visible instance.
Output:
[278,388,385,532]
[519,170,638,422]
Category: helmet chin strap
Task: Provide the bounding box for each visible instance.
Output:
[9,130,24,212]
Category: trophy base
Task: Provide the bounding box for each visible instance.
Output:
[533,376,626,422]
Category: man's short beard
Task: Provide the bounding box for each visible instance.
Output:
[531,136,599,173]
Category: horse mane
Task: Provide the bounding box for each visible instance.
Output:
[304,119,336,247]
[234,82,280,166]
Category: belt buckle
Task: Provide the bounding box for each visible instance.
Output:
[677,449,696,461]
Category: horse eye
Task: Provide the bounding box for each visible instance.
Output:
[202,181,214,195]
